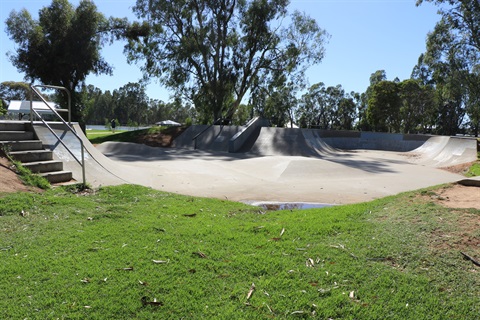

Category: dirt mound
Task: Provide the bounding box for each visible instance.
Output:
[135,126,187,148]
[0,156,33,193]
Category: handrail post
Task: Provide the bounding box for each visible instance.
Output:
[29,84,86,186]
[29,84,33,124]
[66,89,71,124]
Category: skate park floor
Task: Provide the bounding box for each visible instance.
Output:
[92,141,476,205]
[34,123,478,206]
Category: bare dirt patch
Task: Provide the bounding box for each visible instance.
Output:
[135,126,187,148]
[441,161,477,175]
[421,184,480,265]
[432,184,480,210]
[0,156,33,193]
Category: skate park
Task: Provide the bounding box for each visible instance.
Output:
[17,116,479,206]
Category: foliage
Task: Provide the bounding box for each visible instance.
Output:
[125,0,328,123]
[82,84,195,126]
[367,80,402,132]
[0,184,478,318]
[399,79,436,133]
[0,81,34,116]
[5,0,113,123]
[416,0,480,136]
[296,83,358,130]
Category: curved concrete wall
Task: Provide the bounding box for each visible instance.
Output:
[319,131,431,152]
[172,124,244,152]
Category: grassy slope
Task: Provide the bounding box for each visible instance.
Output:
[0,185,478,319]
[86,126,181,146]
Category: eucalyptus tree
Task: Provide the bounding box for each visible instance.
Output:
[335,93,357,131]
[126,0,328,123]
[297,83,357,130]
[366,81,402,133]
[111,83,149,126]
[5,0,112,122]
[399,79,436,133]
[0,81,31,114]
[417,0,480,135]
[297,82,328,129]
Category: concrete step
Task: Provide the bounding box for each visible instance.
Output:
[0,140,44,151]
[9,150,53,163]
[0,122,26,131]
[0,131,35,141]
[23,160,64,173]
[40,171,73,184]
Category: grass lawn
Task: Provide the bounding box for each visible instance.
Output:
[86,129,126,141]
[0,184,478,319]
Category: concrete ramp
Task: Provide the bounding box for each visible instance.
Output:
[173,125,244,152]
[248,127,318,156]
[407,136,477,167]
[301,129,338,155]
[33,123,152,187]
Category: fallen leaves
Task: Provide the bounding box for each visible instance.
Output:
[192,251,207,258]
[246,283,255,301]
[116,266,134,271]
[152,259,170,264]
[306,258,315,268]
[183,213,197,217]
[141,296,163,307]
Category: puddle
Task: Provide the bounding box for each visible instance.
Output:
[244,201,334,211]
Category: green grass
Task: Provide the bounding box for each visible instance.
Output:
[13,160,51,189]
[1,148,50,190]
[466,162,480,177]
[0,185,478,319]
[86,129,127,141]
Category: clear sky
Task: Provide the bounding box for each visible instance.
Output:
[0,0,442,102]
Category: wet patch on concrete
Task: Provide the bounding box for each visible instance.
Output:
[244,201,334,211]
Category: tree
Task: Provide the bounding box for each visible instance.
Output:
[399,79,436,133]
[335,94,357,131]
[126,0,328,123]
[464,70,480,136]
[112,83,149,126]
[5,0,112,123]
[296,83,358,130]
[0,81,31,115]
[297,82,328,129]
[366,81,401,132]
[417,0,480,135]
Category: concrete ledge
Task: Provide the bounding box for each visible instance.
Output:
[229,117,269,153]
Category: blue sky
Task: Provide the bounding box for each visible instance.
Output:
[0,0,442,102]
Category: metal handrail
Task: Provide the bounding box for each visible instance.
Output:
[29,84,86,185]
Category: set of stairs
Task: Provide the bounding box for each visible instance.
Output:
[0,121,73,184]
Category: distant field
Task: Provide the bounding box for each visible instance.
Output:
[86,129,125,140]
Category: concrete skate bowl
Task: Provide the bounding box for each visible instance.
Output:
[405,136,478,168]
[29,122,479,205]
[242,127,477,169]
[244,127,431,157]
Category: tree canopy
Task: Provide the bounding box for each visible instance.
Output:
[5,0,112,122]
[125,0,328,123]
[417,0,480,136]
